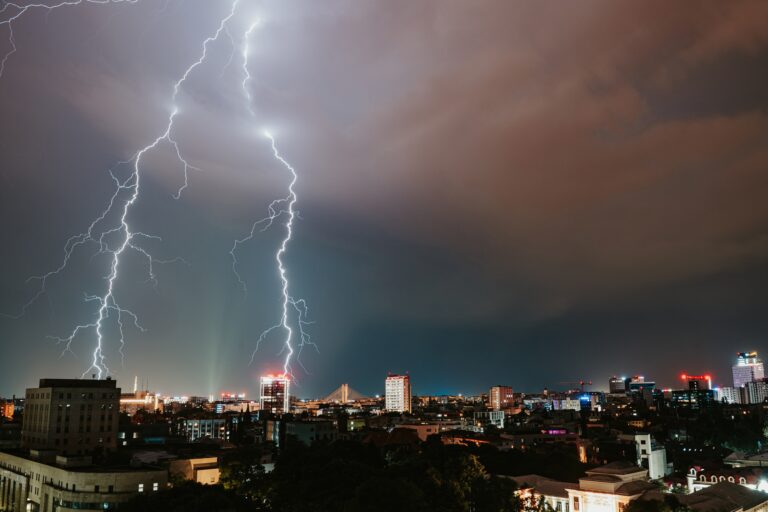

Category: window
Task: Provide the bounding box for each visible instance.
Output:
[619,503,626,512]
[574,497,580,511]
[138,484,144,493]
[153,482,159,491]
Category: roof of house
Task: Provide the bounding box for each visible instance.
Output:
[587,461,645,476]
[641,482,768,512]
[507,474,571,498]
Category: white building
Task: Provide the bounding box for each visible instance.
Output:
[567,462,657,512]
[632,433,668,480]
[385,374,411,413]
[733,352,764,389]
[510,462,656,512]
[717,386,743,404]
[0,450,167,512]
[745,380,768,405]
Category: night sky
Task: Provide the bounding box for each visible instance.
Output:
[2,1,768,398]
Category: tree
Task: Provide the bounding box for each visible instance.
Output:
[121,482,247,512]
[220,447,271,505]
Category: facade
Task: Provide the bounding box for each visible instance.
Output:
[682,374,712,391]
[259,375,290,415]
[745,380,768,405]
[472,411,505,431]
[489,385,514,411]
[609,378,627,394]
[119,390,162,416]
[686,466,768,493]
[176,418,228,442]
[566,462,656,512]
[733,352,764,389]
[285,420,337,445]
[632,434,668,480]
[1,402,14,421]
[671,389,715,409]
[385,374,411,413]
[21,378,120,456]
[0,450,166,512]
[717,386,743,404]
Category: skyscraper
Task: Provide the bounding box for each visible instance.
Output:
[732,352,764,389]
[489,385,514,410]
[385,373,411,413]
[260,375,290,415]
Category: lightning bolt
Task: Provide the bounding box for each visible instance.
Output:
[0,0,139,79]
[230,22,315,379]
[5,0,241,379]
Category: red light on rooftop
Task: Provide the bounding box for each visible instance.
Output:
[681,373,688,380]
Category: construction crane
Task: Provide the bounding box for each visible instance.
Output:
[558,380,593,392]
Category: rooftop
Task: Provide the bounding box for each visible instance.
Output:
[36,378,118,389]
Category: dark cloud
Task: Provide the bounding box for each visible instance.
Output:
[1,1,767,397]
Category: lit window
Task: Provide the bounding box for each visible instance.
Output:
[138,484,144,492]
[153,482,159,491]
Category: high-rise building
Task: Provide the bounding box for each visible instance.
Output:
[716,386,743,404]
[745,379,768,405]
[21,378,120,456]
[259,375,290,415]
[489,385,514,411]
[681,374,712,391]
[732,352,764,389]
[385,374,411,413]
[609,377,627,394]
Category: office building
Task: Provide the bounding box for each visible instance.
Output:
[176,418,229,442]
[385,374,411,413]
[745,379,768,405]
[681,374,712,391]
[626,376,655,393]
[21,378,120,456]
[489,385,514,411]
[609,377,627,394]
[733,352,764,389]
[716,386,744,404]
[260,375,290,415]
[472,411,504,432]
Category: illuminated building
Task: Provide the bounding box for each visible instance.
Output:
[176,418,228,442]
[120,390,162,416]
[716,386,744,404]
[489,385,514,410]
[260,375,290,415]
[744,379,768,405]
[385,374,412,413]
[472,411,504,431]
[609,377,627,394]
[21,378,120,456]
[680,373,712,390]
[626,376,655,393]
[0,450,167,512]
[733,352,764,389]
[0,401,14,420]
[565,462,656,512]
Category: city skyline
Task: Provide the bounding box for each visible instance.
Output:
[2,1,768,399]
